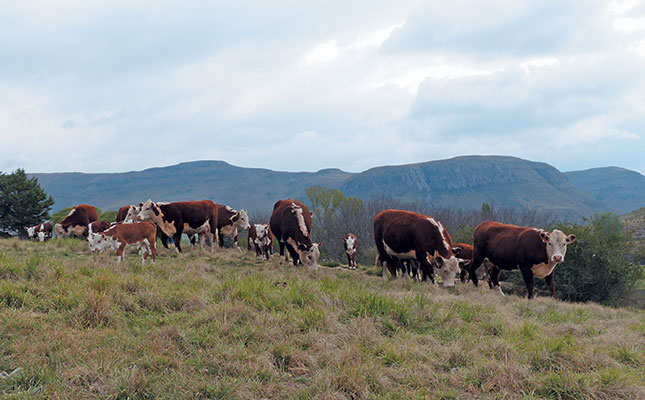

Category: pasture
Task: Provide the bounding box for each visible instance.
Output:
[0,238,643,399]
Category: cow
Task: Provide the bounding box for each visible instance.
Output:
[469,221,577,299]
[115,205,130,223]
[248,223,274,260]
[374,209,461,287]
[136,199,218,253]
[88,220,112,235]
[54,204,98,239]
[343,233,358,269]
[270,199,320,269]
[88,221,157,264]
[25,222,53,242]
[124,203,172,249]
[213,204,250,250]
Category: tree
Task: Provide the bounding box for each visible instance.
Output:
[0,169,54,233]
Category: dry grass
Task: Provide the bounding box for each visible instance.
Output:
[0,238,643,399]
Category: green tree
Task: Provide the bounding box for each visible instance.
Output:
[99,210,117,222]
[51,207,73,224]
[0,169,54,232]
[303,186,347,233]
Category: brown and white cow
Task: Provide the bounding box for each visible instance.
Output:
[270,199,320,269]
[136,199,218,253]
[213,204,250,250]
[374,209,461,287]
[54,204,98,239]
[343,233,358,269]
[116,206,130,223]
[469,221,577,299]
[248,223,274,260]
[88,221,157,264]
[124,203,173,249]
[25,222,53,242]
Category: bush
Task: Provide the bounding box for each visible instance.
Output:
[541,213,645,305]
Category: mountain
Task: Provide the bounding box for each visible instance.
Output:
[29,156,641,219]
[565,167,645,215]
[339,156,606,218]
[31,161,353,213]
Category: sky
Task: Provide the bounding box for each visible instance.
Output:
[1,0,645,175]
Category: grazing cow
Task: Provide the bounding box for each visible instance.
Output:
[469,221,577,299]
[136,199,218,253]
[88,221,157,264]
[213,204,250,250]
[343,233,358,269]
[25,222,53,242]
[249,223,274,260]
[54,204,98,239]
[374,209,461,287]
[270,199,320,269]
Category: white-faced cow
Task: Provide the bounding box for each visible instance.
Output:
[248,223,274,260]
[343,233,358,269]
[270,199,320,270]
[374,209,461,287]
[469,221,577,299]
[54,204,98,239]
[213,204,250,250]
[25,222,53,242]
[124,203,172,249]
[136,199,218,253]
[88,221,157,264]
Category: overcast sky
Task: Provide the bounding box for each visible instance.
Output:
[1,0,645,175]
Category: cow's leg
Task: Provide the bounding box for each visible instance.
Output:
[218,228,225,248]
[173,227,183,253]
[469,253,485,287]
[190,234,197,247]
[489,266,504,295]
[234,232,241,252]
[418,254,435,284]
[544,272,557,298]
[285,243,300,266]
[141,244,149,264]
[116,243,126,263]
[150,239,156,264]
[520,266,535,299]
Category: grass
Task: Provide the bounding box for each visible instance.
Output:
[0,238,643,399]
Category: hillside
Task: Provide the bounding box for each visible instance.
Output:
[28,156,643,219]
[565,167,645,215]
[0,239,643,399]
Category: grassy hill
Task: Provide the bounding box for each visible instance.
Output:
[1,239,643,399]
[565,167,645,215]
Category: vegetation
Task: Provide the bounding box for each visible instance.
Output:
[0,238,642,399]
[0,169,54,233]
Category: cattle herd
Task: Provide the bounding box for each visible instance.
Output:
[23,198,578,300]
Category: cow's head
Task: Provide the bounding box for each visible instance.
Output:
[137,199,162,223]
[231,209,250,230]
[428,251,460,287]
[124,204,141,223]
[298,242,321,270]
[87,232,102,253]
[539,229,577,263]
[37,231,46,242]
[344,236,356,253]
[25,226,36,238]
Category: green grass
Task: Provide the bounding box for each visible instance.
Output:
[0,238,643,399]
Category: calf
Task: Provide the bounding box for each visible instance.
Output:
[214,204,250,250]
[54,204,98,239]
[469,221,577,299]
[250,223,274,260]
[270,199,320,269]
[136,199,218,253]
[25,222,53,242]
[88,221,157,264]
[124,203,172,249]
[374,209,461,287]
[343,233,358,269]
[453,242,494,287]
